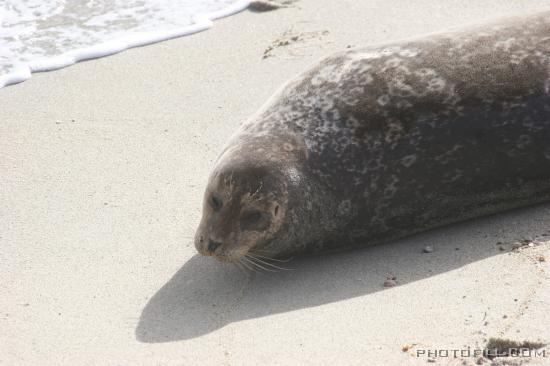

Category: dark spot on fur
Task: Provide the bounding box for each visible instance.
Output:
[210,195,223,211]
[240,210,270,231]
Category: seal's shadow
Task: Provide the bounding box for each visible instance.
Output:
[136,203,550,343]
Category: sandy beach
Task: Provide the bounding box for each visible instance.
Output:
[2,0,550,365]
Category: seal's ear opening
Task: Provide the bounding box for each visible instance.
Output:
[274,205,280,216]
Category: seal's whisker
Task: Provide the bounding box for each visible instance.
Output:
[241,256,263,271]
[247,253,294,271]
[241,257,263,273]
[238,258,257,273]
[243,255,273,272]
[247,251,294,263]
[243,255,275,272]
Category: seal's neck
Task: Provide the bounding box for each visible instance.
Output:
[263,168,345,258]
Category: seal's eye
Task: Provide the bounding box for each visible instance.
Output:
[240,210,265,230]
[210,195,223,211]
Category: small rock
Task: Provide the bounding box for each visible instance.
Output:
[384,279,397,288]
[511,243,522,250]
[537,255,547,262]
[422,245,434,253]
[476,357,486,365]
[502,314,508,319]
[249,0,285,11]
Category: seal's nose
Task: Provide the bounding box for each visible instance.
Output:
[207,239,222,253]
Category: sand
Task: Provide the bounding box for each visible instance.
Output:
[2,0,550,365]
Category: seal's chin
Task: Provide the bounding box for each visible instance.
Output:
[194,235,253,263]
[211,246,252,263]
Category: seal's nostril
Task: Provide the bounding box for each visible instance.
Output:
[207,240,222,253]
[199,235,204,243]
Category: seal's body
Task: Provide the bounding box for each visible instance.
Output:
[195,12,550,263]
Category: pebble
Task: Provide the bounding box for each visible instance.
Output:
[249,0,285,11]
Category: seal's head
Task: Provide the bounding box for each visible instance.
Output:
[194,134,305,262]
[194,162,289,262]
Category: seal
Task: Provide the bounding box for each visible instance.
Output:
[194,11,550,265]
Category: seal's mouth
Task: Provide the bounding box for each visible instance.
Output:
[194,233,292,271]
[235,249,293,272]
[194,233,249,263]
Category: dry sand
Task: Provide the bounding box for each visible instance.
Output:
[2,0,550,365]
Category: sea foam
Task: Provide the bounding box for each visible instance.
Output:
[0,0,250,88]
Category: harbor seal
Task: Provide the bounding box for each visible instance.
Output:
[194,11,550,265]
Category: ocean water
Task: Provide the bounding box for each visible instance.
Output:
[0,0,250,88]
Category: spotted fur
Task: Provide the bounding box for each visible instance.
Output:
[196,11,550,260]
